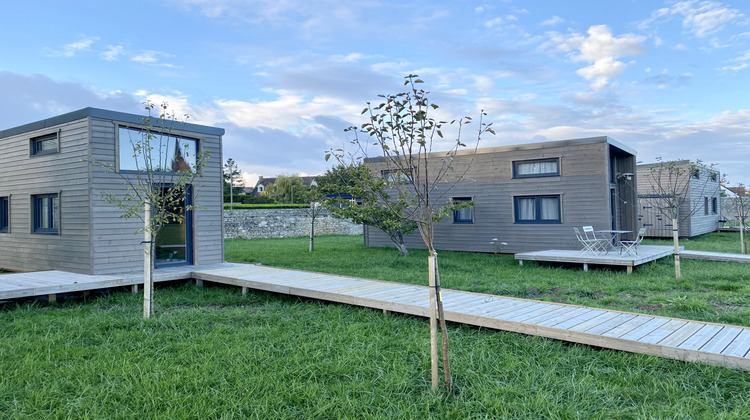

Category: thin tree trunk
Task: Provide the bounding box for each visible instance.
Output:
[309,206,315,252]
[741,219,747,254]
[428,253,439,390]
[143,201,154,319]
[390,231,409,257]
[432,254,453,391]
[672,218,681,279]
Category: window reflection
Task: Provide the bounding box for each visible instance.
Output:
[118,126,197,172]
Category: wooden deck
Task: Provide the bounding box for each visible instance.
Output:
[2,262,750,371]
[514,245,675,274]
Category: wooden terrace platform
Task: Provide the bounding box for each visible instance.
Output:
[514,245,675,274]
[2,262,750,371]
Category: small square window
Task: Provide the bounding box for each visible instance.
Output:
[452,197,474,224]
[30,132,59,156]
[513,158,560,178]
[514,195,561,224]
[32,193,59,234]
[0,196,8,233]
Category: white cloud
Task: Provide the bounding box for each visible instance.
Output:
[640,0,743,38]
[544,25,647,91]
[540,16,564,27]
[101,45,124,61]
[44,36,98,57]
[485,15,518,29]
[130,50,179,68]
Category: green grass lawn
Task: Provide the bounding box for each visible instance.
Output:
[2,232,749,418]
[226,233,750,326]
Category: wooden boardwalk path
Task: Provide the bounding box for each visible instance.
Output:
[2,263,750,371]
[192,264,750,371]
[682,250,750,264]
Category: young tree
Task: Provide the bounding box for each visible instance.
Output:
[640,158,720,278]
[223,158,240,209]
[724,184,750,254]
[332,75,493,391]
[98,101,209,318]
[318,161,417,257]
[297,182,325,252]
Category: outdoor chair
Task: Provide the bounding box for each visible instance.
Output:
[582,226,610,254]
[574,226,607,255]
[620,227,647,256]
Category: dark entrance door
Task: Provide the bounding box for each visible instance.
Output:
[154,185,193,267]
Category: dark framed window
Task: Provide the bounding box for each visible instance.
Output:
[513,158,560,178]
[30,132,59,156]
[32,193,59,234]
[712,197,718,215]
[118,126,199,173]
[514,195,561,224]
[704,197,709,216]
[0,196,8,233]
[452,197,474,224]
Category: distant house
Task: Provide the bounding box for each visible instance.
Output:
[636,161,722,238]
[363,136,638,254]
[251,176,318,195]
[0,107,225,275]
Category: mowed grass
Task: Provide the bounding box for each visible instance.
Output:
[2,232,750,418]
[2,284,750,418]
[226,233,750,326]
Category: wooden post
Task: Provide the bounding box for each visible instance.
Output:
[672,218,681,279]
[144,201,153,319]
[48,294,56,303]
[195,279,204,288]
[428,254,439,390]
[242,286,248,296]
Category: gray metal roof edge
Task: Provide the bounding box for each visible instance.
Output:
[0,107,225,139]
[366,135,637,162]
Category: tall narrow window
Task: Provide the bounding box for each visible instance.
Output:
[0,196,8,233]
[452,197,474,224]
[704,197,709,216]
[513,158,560,178]
[32,193,59,234]
[712,197,718,215]
[30,132,59,156]
[514,195,561,224]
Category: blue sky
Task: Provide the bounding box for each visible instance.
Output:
[1,0,749,187]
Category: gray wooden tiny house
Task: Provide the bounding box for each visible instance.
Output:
[363,136,638,254]
[636,161,721,238]
[0,108,225,275]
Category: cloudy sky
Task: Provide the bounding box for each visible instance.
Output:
[2,0,749,186]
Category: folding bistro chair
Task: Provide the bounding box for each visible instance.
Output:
[620,227,647,256]
[574,227,606,255]
[582,226,609,254]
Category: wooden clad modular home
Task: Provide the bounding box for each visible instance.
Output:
[636,161,722,238]
[363,136,638,254]
[0,108,225,275]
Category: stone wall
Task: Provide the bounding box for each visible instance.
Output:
[224,208,362,239]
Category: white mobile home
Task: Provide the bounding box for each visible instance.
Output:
[0,108,225,275]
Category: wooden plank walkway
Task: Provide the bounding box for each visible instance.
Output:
[682,250,750,264]
[2,263,750,371]
[514,245,674,273]
[191,264,750,371]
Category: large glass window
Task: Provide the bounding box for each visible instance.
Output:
[118,126,198,173]
[30,132,59,156]
[32,193,59,234]
[452,197,474,224]
[0,196,8,233]
[513,158,560,178]
[514,195,561,224]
